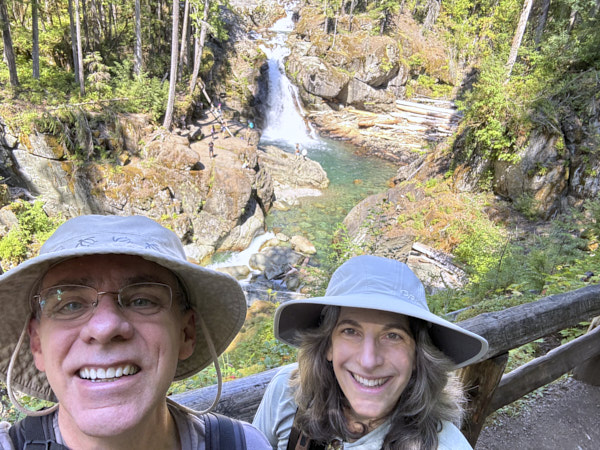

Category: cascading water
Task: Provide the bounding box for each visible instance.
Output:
[211,2,396,269]
[260,6,316,145]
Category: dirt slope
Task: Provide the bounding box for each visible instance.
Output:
[475,377,600,449]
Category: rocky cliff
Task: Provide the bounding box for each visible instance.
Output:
[0,112,328,267]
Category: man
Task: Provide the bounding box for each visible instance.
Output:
[0,215,270,449]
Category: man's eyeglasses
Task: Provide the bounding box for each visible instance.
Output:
[34,283,173,321]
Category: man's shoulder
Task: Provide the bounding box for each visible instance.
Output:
[170,404,270,449]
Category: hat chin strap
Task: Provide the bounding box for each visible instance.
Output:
[168,314,223,416]
[7,316,58,417]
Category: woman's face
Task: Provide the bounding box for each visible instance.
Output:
[326,307,416,430]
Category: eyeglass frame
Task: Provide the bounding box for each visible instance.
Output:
[32,282,176,322]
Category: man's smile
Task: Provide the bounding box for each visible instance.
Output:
[78,364,140,381]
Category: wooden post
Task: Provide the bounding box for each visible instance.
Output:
[573,316,600,386]
[459,353,509,447]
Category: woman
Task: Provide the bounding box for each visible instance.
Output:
[253,255,488,450]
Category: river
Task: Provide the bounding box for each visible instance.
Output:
[212,3,396,267]
[259,7,396,261]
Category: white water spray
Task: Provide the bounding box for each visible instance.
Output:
[260,5,316,145]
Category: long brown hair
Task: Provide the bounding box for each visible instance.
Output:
[291,306,465,449]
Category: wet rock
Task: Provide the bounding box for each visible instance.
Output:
[215,265,251,280]
[249,246,304,280]
[290,235,316,255]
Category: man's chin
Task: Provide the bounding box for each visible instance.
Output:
[61,403,148,439]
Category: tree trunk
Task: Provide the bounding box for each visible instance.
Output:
[67,0,80,84]
[423,0,441,32]
[331,6,340,50]
[32,0,40,79]
[74,0,85,95]
[178,0,190,81]
[0,0,19,86]
[163,0,180,130]
[534,0,550,48]
[348,0,357,32]
[134,0,142,75]
[189,0,209,95]
[505,0,533,83]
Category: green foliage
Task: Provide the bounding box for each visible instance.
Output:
[169,307,297,394]
[0,201,62,268]
[84,52,111,96]
[457,58,526,164]
[227,316,296,376]
[513,193,540,221]
[451,212,507,284]
[112,61,169,123]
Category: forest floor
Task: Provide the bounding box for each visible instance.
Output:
[475,377,600,449]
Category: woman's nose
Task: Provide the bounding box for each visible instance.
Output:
[358,337,384,369]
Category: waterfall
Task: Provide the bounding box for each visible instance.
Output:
[260,5,316,145]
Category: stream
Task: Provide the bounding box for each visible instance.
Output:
[259,7,396,261]
[212,4,396,268]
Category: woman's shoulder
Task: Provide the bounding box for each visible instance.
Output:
[437,421,472,450]
[264,363,296,389]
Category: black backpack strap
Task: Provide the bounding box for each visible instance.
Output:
[204,412,246,450]
[9,414,69,449]
[286,411,327,450]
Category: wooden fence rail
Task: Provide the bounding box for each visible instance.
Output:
[171,284,600,445]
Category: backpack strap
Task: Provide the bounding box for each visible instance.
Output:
[286,411,327,450]
[9,414,70,450]
[203,412,247,450]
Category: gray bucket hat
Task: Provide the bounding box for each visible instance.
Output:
[0,215,247,402]
[275,255,488,369]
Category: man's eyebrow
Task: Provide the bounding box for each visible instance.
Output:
[46,274,165,287]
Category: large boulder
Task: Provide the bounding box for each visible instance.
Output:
[492,130,569,219]
[249,245,305,280]
[257,144,329,190]
[287,56,350,100]
[336,35,402,88]
[337,78,395,110]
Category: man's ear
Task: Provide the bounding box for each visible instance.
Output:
[178,310,196,361]
[28,317,46,372]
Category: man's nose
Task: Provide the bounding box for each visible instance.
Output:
[80,294,134,343]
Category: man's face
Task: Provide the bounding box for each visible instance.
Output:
[28,254,195,440]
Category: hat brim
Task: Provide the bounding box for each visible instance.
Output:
[275,294,488,369]
[0,244,246,402]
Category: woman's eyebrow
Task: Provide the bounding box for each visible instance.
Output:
[335,318,361,328]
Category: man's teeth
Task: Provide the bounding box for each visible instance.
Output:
[353,373,387,387]
[79,365,139,381]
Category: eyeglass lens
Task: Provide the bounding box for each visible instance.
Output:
[37,283,172,320]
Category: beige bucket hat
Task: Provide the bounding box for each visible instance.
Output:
[275,255,488,369]
[0,215,247,402]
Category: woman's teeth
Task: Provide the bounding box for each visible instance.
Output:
[352,373,388,387]
[79,365,139,381]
